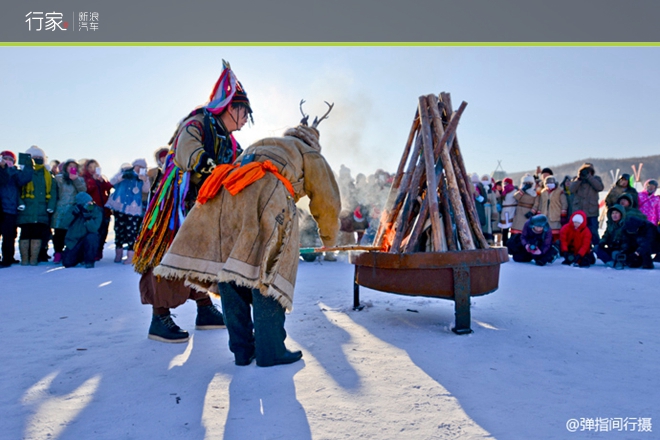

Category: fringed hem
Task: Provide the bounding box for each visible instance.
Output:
[152,265,294,312]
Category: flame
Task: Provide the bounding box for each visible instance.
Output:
[381,224,396,252]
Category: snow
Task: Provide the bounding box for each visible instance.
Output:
[1,248,658,439]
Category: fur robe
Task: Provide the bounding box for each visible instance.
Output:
[154,127,341,311]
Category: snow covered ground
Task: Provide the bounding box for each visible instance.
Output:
[1,247,658,440]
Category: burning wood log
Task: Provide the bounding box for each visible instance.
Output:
[374,112,420,248]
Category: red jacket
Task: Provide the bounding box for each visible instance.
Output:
[82,171,113,217]
[559,210,592,257]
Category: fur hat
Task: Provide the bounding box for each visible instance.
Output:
[471,173,481,184]
[530,214,548,228]
[0,150,16,161]
[154,147,169,163]
[26,145,46,158]
[578,163,595,175]
[283,125,321,152]
[521,174,535,185]
[572,213,584,225]
[132,158,147,168]
[503,177,513,185]
[120,163,133,171]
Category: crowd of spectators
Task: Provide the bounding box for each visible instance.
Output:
[0,146,168,269]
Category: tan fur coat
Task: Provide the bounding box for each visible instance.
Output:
[153,128,341,311]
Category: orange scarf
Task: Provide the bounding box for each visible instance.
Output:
[197,160,294,205]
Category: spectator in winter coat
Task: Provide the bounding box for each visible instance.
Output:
[17,145,58,266]
[511,174,537,234]
[471,173,489,239]
[62,192,102,268]
[605,174,639,209]
[568,163,604,246]
[480,175,499,245]
[507,214,557,266]
[616,193,647,222]
[559,210,595,267]
[82,159,113,260]
[619,216,657,269]
[532,175,568,242]
[51,159,87,264]
[560,175,574,218]
[596,205,627,268]
[491,180,503,245]
[0,150,33,267]
[107,163,148,264]
[536,167,553,194]
[132,158,150,209]
[339,205,369,245]
[498,177,517,246]
[638,179,660,225]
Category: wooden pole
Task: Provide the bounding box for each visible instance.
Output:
[418,96,443,251]
[375,131,423,249]
[425,95,475,250]
[374,115,421,247]
[438,94,490,249]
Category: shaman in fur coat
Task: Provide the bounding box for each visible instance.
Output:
[154,126,341,311]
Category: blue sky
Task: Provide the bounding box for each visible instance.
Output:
[2,46,660,179]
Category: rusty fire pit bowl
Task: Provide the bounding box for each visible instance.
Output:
[350,247,509,334]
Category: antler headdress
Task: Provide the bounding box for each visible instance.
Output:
[285,100,334,152]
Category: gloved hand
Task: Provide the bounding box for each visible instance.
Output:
[496,204,502,213]
[522,183,532,191]
[525,211,534,219]
[475,195,485,203]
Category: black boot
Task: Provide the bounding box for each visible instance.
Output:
[219,283,256,365]
[253,291,302,367]
[195,304,226,330]
[148,314,189,343]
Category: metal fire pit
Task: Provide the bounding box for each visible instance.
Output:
[350,247,509,334]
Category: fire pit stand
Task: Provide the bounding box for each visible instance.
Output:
[351,248,509,334]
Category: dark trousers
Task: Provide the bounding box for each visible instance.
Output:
[0,213,18,265]
[219,282,287,365]
[62,233,100,267]
[587,216,600,246]
[596,246,616,264]
[53,228,67,253]
[98,215,110,257]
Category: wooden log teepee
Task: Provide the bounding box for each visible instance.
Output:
[373,93,489,253]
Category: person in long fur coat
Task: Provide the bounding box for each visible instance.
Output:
[155,110,341,367]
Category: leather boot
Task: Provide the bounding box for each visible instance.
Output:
[114,248,123,263]
[29,239,42,266]
[123,250,134,265]
[19,240,30,266]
